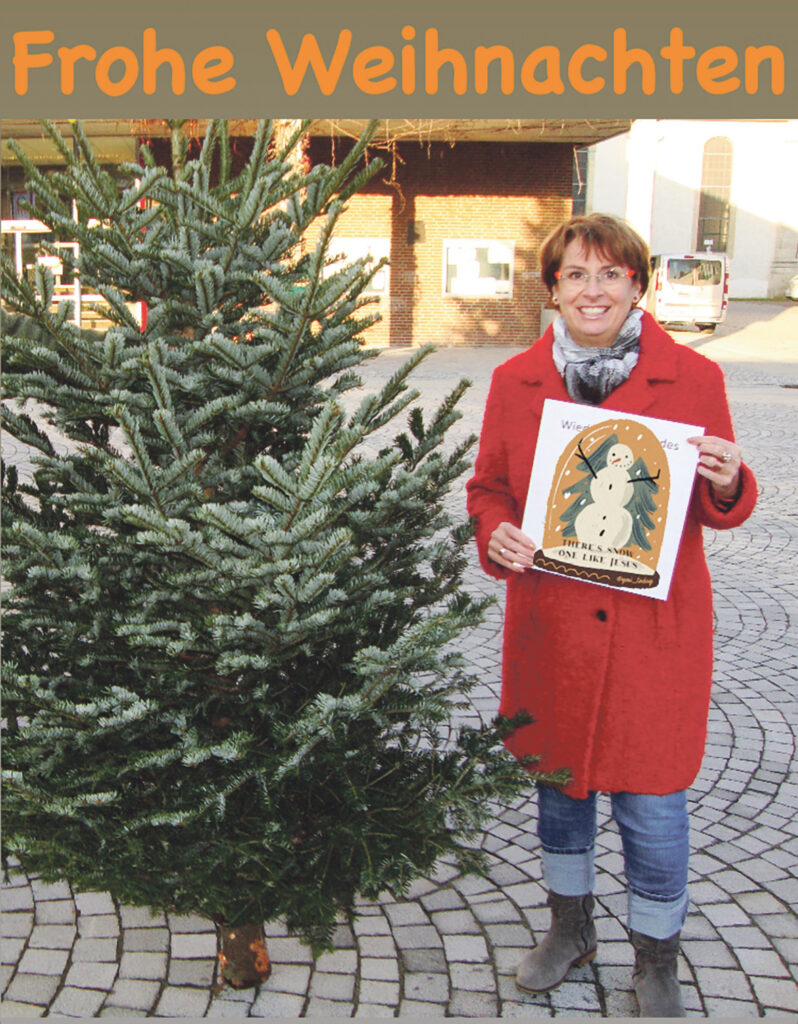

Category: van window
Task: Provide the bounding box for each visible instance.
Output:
[666,259,722,287]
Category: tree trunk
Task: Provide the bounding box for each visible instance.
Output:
[216,921,271,989]
[167,119,189,179]
[271,119,307,174]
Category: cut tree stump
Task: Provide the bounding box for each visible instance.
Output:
[217,921,272,988]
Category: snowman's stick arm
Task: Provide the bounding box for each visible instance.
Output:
[632,469,661,484]
[576,439,597,478]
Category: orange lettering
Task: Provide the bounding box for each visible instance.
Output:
[401,25,415,94]
[13,30,54,94]
[613,29,655,95]
[568,44,607,94]
[192,46,235,94]
[352,45,396,95]
[744,45,784,94]
[425,29,467,95]
[696,46,739,94]
[520,46,565,95]
[57,44,96,95]
[266,29,351,96]
[142,28,185,96]
[659,27,696,94]
[474,45,515,95]
[95,46,138,97]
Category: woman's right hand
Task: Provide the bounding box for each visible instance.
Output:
[488,522,537,573]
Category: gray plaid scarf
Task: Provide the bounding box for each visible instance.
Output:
[552,309,643,405]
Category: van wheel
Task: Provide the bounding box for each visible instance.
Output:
[696,323,716,332]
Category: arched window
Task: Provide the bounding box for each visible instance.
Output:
[696,137,733,252]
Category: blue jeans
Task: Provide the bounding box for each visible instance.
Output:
[536,784,689,940]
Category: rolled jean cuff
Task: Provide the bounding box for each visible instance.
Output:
[628,887,689,939]
[541,848,595,897]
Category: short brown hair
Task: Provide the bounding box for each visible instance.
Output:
[540,214,650,294]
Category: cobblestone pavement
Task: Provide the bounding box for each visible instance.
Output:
[2,302,797,1018]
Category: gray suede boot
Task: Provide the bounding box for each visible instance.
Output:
[630,929,685,1017]
[516,892,597,994]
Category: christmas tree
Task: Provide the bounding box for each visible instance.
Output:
[1,120,564,985]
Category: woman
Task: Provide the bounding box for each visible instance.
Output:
[466,214,756,1017]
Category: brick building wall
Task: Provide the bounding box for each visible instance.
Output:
[307,138,574,347]
[1,132,574,348]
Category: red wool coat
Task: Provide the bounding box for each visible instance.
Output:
[466,313,757,798]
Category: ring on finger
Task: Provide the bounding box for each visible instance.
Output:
[719,450,733,464]
[499,546,507,557]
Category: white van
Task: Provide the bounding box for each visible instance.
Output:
[644,252,729,331]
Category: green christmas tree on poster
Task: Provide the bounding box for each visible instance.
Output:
[561,434,659,550]
[1,119,564,986]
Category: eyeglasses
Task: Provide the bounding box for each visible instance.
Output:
[554,268,636,289]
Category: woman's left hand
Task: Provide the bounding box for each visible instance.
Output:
[687,435,742,498]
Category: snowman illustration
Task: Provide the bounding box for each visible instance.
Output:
[564,436,661,550]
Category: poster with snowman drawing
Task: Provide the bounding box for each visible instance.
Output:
[521,400,704,600]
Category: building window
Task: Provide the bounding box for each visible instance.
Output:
[696,137,733,253]
[325,237,389,297]
[1,218,54,284]
[10,190,36,219]
[443,240,514,298]
[572,148,589,216]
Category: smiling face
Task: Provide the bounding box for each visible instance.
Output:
[552,240,640,349]
[606,443,634,470]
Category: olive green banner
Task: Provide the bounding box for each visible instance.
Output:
[1,0,795,117]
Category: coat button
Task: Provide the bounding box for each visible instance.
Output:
[595,610,607,621]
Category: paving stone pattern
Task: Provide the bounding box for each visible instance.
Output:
[2,306,797,1017]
